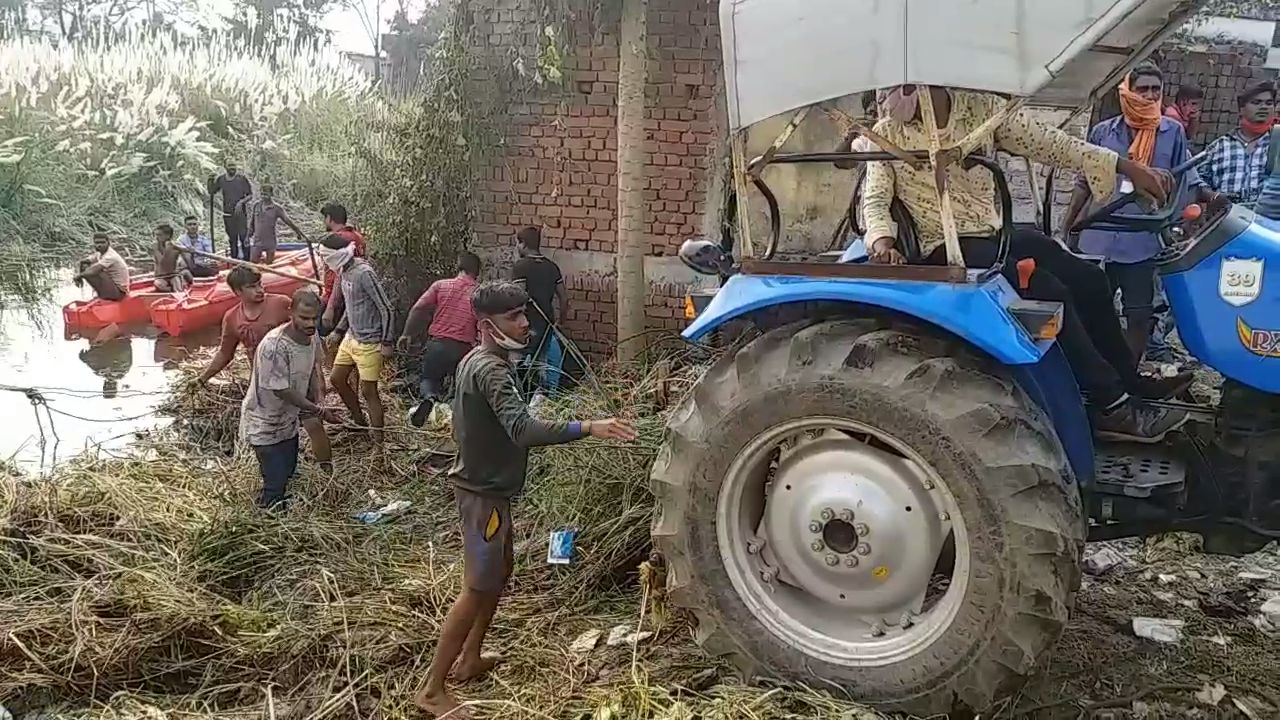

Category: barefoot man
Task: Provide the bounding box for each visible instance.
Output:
[414,281,636,718]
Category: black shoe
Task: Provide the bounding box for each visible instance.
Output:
[1095,400,1189,443]
[1135,370,1195,400]
[409,400,434,428]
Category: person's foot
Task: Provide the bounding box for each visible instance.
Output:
[1134,370,1194,400]
[452,653,501,683]
[413,688,468,719]
[1094,400,1189,443]
[409,400,434,428]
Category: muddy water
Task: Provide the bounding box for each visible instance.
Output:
[0,272,218,472]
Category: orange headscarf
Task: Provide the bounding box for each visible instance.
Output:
[1119,76,1162,166]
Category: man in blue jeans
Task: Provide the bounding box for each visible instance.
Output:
[240,290,340,510]
[1060,63,1223,363]
[511,226,569,394]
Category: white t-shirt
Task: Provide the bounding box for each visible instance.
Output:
[239,325,320,446]
[97,248,130,290]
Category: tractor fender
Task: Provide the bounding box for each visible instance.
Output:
[684,273,1049,365]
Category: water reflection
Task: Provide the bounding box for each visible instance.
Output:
[1,270,220,473]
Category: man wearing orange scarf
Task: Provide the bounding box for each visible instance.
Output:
[1061,63,1221,363]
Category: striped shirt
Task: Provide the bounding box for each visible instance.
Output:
[415,273,479,345]
[338,260,395,345]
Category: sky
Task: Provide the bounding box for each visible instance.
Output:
[197,0,433,55]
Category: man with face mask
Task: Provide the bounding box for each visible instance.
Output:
[413,281,636,719]
[325,243,395,444]
[1200,82,1276,206]
[862,85,1191,443]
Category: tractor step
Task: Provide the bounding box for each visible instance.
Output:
[1094,444,1187,498]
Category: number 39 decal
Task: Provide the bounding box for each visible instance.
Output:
[1219,258,1263,307]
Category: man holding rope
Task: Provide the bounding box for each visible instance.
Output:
[862,85,1193,442]
[192,266,334,471]
[413,281,636,719]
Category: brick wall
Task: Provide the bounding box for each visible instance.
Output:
[466,0,724,359]
[1091,44,1275,148]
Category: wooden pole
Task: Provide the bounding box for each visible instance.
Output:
[189,248,323,288]
[615,0,649,362]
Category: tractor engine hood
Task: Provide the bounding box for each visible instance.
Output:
[721,0,1205,131]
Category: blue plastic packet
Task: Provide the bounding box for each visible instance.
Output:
[547,528,577,565]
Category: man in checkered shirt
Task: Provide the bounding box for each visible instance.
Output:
[1200,82,1275,206]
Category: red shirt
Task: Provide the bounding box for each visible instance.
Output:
[222,294,293,363]
[323,225,367,299]
[414,273,479,345]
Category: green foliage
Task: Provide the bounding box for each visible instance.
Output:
[352,0,499,304]
[0,28,375,303]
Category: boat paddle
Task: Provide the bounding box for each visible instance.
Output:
[188,248,323,288]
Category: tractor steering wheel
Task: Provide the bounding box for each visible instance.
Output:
[1073,152,1206,234]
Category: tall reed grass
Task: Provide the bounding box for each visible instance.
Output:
[0,28,377,301]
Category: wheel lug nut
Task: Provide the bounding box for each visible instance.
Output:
[824,554,839,566]
[820,508,834,521]
[857,544,872,556]
[939,511,951,521]
[839,509,853,521]
[810,541,824,552]
[844,556,859,568]
[760,567,778,582]
[747,539,762,554]
[855,523,870,536]
[923,480,935,490]
[809,521,822,533]
[869,622,886,637]
[901,611,916,628]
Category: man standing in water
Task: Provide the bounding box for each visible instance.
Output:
[240,289,338,510]
[324,242,395,444]
[74,233,130,301]
[209,161,254,260]
[193,266,334,471]
[241,183,307,265]
[413,281,636,719]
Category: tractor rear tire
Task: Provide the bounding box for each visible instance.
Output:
[651,318,1085,715]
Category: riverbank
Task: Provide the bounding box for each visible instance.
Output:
[2,355,1279,719]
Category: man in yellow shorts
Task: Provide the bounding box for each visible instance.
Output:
[323,243,396,444]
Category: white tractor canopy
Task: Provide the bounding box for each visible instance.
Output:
[721,0,1204,132]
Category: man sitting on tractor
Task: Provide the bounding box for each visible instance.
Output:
[862,85,1192,443]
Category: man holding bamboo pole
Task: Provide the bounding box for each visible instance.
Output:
[413,281,636,719]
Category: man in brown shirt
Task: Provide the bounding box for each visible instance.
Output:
[74,233,130,301]
[239,184,307,264]
[194,266,334,470]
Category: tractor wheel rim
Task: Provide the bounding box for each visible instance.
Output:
[717,416,970,666]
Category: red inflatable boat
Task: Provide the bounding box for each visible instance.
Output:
[149,252,316,337]
[63,251,318,337]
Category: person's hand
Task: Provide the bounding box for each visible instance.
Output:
[586,418,638,441]
[396,335,411,352]
[186,377,206,394]
[318,406,342,424]
[867,236,905,265]
[380,343,395,359]
[1117,159,1171,207]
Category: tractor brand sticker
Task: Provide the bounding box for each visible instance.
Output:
[1219,257,1263,307]
[872,565,890,580]
[1237,317,1280,358]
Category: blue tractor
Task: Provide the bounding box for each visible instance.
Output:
[650,0,1278,715]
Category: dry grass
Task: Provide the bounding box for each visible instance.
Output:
[0,355,885,720]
